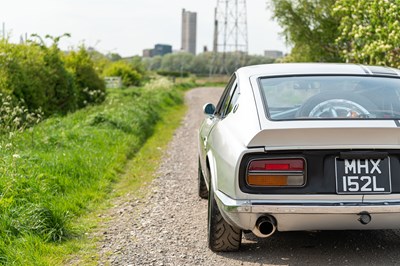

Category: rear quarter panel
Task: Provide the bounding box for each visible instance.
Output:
[207,76,262,198]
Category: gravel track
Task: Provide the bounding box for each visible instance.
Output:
[96,87,400,266]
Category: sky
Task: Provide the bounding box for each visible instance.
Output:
[0,0,288,57]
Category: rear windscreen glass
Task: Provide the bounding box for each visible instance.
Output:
[259,75,400,120]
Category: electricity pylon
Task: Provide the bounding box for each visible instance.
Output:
[211,0,249,75]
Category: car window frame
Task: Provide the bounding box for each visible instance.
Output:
[214,74,237,117]
[221,84,240,118]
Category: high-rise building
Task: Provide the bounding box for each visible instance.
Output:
[181,9,197,55]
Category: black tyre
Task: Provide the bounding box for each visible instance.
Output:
[297,91,377,118]
[208,180,242,252]
[198,159,208,199]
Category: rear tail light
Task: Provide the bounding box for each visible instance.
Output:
[247,158,305,187]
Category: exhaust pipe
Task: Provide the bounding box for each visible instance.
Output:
[253,215,277,238]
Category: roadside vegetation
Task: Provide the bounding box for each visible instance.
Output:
[0,77,188,264]
[0,36,198,264]
[0,36,105,116]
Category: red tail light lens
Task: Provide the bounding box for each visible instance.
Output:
[249,159,304,171]
[247,158,305,187]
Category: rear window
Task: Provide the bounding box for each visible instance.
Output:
[259,75,400,120]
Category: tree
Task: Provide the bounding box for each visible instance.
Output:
[190,52,213,75]
[334,0,400,67]
[160,52,195,73]
[246,55,275,65]
[107,53,122,62]
[143,56,162,71]
[270,0,341,62]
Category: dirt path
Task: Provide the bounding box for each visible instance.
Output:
[96,87,400,266]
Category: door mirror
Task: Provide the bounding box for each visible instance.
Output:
[203,103,216,116]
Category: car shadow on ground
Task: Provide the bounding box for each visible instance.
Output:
[217,230,400,265]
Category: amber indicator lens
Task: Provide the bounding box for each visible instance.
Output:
[247,175,287,186]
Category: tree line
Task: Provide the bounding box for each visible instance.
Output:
[270,0,400,67]
[143,52,275,76]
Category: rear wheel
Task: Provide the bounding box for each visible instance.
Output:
[208,180,242,252]
[198,159,208,199]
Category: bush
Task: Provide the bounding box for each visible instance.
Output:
[0,41,48,113]
[0,40,77,116]
[103,61,142,87]
[0,38,108,117]
[42,44,78,114]
[64,47,106,108]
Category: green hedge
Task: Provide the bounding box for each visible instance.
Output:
[0,40,106,116]
[157,70,190,78]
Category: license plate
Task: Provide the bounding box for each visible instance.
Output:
[335,157,391,194]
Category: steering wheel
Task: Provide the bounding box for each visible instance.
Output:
[297,91,377,118]
[296,91,377,118]
[308,99,371,118]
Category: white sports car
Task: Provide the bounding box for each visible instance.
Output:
[198,63,400,251]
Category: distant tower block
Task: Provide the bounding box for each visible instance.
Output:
[213,0,248,54]
[181,9,197,54]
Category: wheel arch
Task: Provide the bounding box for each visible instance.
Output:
[206,151,218,191]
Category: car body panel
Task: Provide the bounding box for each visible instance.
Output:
[247,125,400,150]
[215,190,400,231]
[198,63,400,236]
[240,63,400,78]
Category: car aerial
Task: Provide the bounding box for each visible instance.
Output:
[198,63,400,251]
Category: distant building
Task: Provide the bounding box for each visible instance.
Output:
[142,44,172,58]
[142,49,153,58]
[264,50,284,59]
[181,9,197,54]
[153,44,172,56]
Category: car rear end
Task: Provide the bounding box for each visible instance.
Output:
[215,66,400,238]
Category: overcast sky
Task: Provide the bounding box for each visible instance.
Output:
[1,0,288,57]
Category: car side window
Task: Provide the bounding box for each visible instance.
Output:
[214,74,237,117]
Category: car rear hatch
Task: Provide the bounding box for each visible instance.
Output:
[240,121,400,200]
[247,120,400,150]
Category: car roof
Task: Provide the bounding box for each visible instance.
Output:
[236,63,400,78]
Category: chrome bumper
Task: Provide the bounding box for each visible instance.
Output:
[215,191,400,232]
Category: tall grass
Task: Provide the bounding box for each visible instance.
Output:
[0,78,184,264]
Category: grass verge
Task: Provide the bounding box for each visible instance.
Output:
[114,104,187,197]
[0,78,189,265]
[70,102,187,265]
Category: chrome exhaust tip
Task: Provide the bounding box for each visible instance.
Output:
[253,215,277,238]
